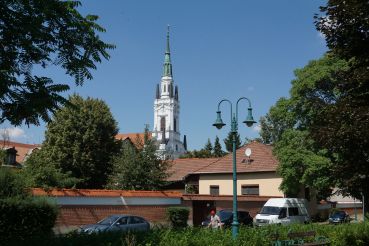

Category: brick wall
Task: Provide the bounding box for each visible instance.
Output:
[56,205,183,227]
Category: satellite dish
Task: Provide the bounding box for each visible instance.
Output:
[245,148,252,157]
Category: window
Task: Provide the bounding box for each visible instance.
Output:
[288,207,299,216]
[210,185,219,196]
[117,217,128,225]
[176,145,178,151]
[241,185,259,195]
[160,117,166,132]
[163,85,166,92]
[129,216,144,224]
[174,118,177,132]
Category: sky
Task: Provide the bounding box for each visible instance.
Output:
[1,0,328,150]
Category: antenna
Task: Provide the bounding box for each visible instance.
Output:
[245,148,252,164]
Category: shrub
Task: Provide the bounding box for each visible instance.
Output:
[0,197,58,244]
[0,168,28,198]
[167,207,190,228]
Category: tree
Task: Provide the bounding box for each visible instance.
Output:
[23,149,80,189]
[274,129,333,197]
[25,95,120,188]
[259,98,296,144]
[213,136,225,157]
[315,1,369,213]
[261,55,347,199]
[0,0,115,126]
[223,131,241,152]
[107,127,170,190]
[203,139,213,157]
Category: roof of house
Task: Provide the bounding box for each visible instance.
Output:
[193,141,278,174]
[1,140,40,163]
[115,132,152,148]
[167,157,220,181]
[31,188,182,198]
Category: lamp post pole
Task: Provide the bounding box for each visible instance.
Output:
[213,97,256,239]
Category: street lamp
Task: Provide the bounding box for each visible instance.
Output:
[212,97,256,239]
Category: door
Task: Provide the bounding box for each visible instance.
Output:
[193,201,214,226]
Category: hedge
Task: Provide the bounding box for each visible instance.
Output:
[0,197,58,244]
[166,207,190,228]
[4,221,369,246]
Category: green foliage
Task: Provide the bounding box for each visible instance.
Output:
[0,0,115,126]
[0,149,6,166]
[7,223,369,246]
[274,129,333,197]
[24,95,120,189]
[0,197,58,244]
[314,1,369,212]
[203,138,213,156]
[213,136,225,157]
[107,127,170,190]
[180,136,226,159]
[259,98,296,144]
[166,207,190,228]
[223,131,241,152]
[0,168,28,199]
[23,150,80,189]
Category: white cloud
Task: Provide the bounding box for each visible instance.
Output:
[0,127,27,140]
[253,124,261,132]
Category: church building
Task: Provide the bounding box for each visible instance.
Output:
[152,26,187,159]
[116,27,187,159]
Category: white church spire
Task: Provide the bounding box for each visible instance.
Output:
[153,26,185,159]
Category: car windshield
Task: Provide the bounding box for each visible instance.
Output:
[98,215,120,225]
[259,206,282,215]
[331,211,345,217]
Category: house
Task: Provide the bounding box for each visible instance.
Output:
[166,141,285,225]
[0,140,40,167]
[167,141,283,197]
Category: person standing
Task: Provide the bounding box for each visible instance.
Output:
[208,210,222,229]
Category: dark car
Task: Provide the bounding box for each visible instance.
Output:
[201,210,253,227]
[328,211,350,224]
[79,215,150,234]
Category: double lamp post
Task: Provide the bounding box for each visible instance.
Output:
[213,97,256,239]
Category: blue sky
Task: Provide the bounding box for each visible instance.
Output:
[2,0,327,150]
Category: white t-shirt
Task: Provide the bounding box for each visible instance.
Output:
[209,214,221,229]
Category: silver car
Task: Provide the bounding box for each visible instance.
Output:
[79,215,150,234]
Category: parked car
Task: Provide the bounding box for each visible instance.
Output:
[79,215,150,234]
[201,210,253,227]
[255,198,311,226]
[328,210,350,224]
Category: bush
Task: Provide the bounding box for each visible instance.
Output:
[0,197,58,244]
[0,168,28,198]
[167,207,190,228]
[4,222,369,246]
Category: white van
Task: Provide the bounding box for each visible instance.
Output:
[255,198,310,226]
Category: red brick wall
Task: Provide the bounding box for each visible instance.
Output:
[56,205,188,227]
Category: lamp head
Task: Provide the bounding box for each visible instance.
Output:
[243,107,256,127]
[213,111,226,129]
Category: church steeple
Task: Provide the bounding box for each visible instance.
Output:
[163,25,172,77]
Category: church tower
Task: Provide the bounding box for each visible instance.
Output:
[152,26,186,159]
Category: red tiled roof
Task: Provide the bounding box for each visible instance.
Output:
[194,141,278,174]
[115,132,152,148]
[167,158,220,181]
[183,194,282,201]
[1,140,40,163]
[31,188,182,198]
